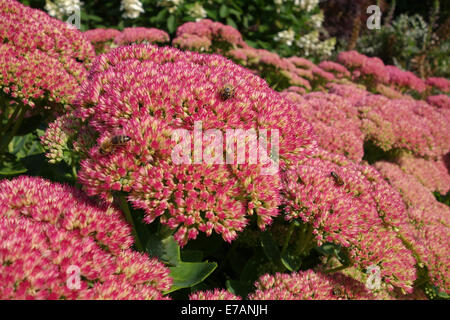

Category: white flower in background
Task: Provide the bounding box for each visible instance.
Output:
[294,0,320,12]
[316,37,335,57]
[157,0,183,13]
[310,11,324,28]
[188,2,207,22]
[296,30,335,57]
[120,0,144,19]
[274,29,296,46]
[45,0,81,20]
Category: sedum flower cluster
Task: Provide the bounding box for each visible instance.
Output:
[84,27,170,55]
[248,270,376,300]
[0,176,172,299]
[374,162,450,294]
[43,44,317,246]
[282,150,417,292]
[189,289,241,300]
[0,0,94,109]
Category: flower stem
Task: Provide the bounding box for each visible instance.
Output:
[0,103,27,155]
[323,264,350,274]
[116,193,144,252]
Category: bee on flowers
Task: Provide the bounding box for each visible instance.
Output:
[99,135,131,155]
[332,285,343,297]
[330,171,345,186]
[219,83,235,100]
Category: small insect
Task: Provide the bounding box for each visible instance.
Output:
[99,135,131,155]
[332,286,343,297]
[219,83,235,100]
[330,171,345,186]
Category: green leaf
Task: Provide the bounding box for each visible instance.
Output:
[226,17,237,29]
[225,280,253,298]
[260,231,281,263]
[316,242,341,256]
[167,15,176,34]
[205,9,218,21]
[219,4,228,18]
[153,8,168,23]
[228,8,241,21]
[316,242,351,266]
[0,154,27,176]
[166,261,217,293]
[9,133,43,158]
[281,251,302,271]
[146,233,180,266]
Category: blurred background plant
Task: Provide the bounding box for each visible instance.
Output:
[356,1,450,78]
[318,0,450,78]
[21,0,335,60]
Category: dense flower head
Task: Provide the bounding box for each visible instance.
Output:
[318,61,351,78]
[0,176,172,299]
[84,28,121,44]
[248,270,376,300]
[172,33,212,52]
[328,87,450,158]
[283,91,364,161]
[189,289,241,300]
[175,19,246,50]
[83,28,121,54]
[427,94,450,110]
[114,27,170,46]
[337,51,427,93]
[375,83,410,100]
[337,51,389,85]
[0,0,94,108]
[286,57,317,70]
[374,162,450,294]
[282,150,417,292]
[337,50,367,70]
[385,65,426,93]
[426,77,450,93]
[43,44,318,246]
[397,153,450,195]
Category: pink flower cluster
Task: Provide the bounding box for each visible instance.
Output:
[426,77,450,93]
[114,27,170,46]
[374,162,450,294]
[318,61,351,79]
[189,289,241,300]
[337,51,426,93]
[0,176,172,299]
[173,19,246,52]
[248,270,376,300]
[84,27,170,54]
[83,28,121,54]
[397,154,450,195]
[282,91,364,161]
[44,44,317,246]
[0,0,94,108]
[171,19,340,92]
[328,84,450,158]
[282,150,417,292]
[84,28,121,44]
[427,94,450,110]
[385,66,427,93]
